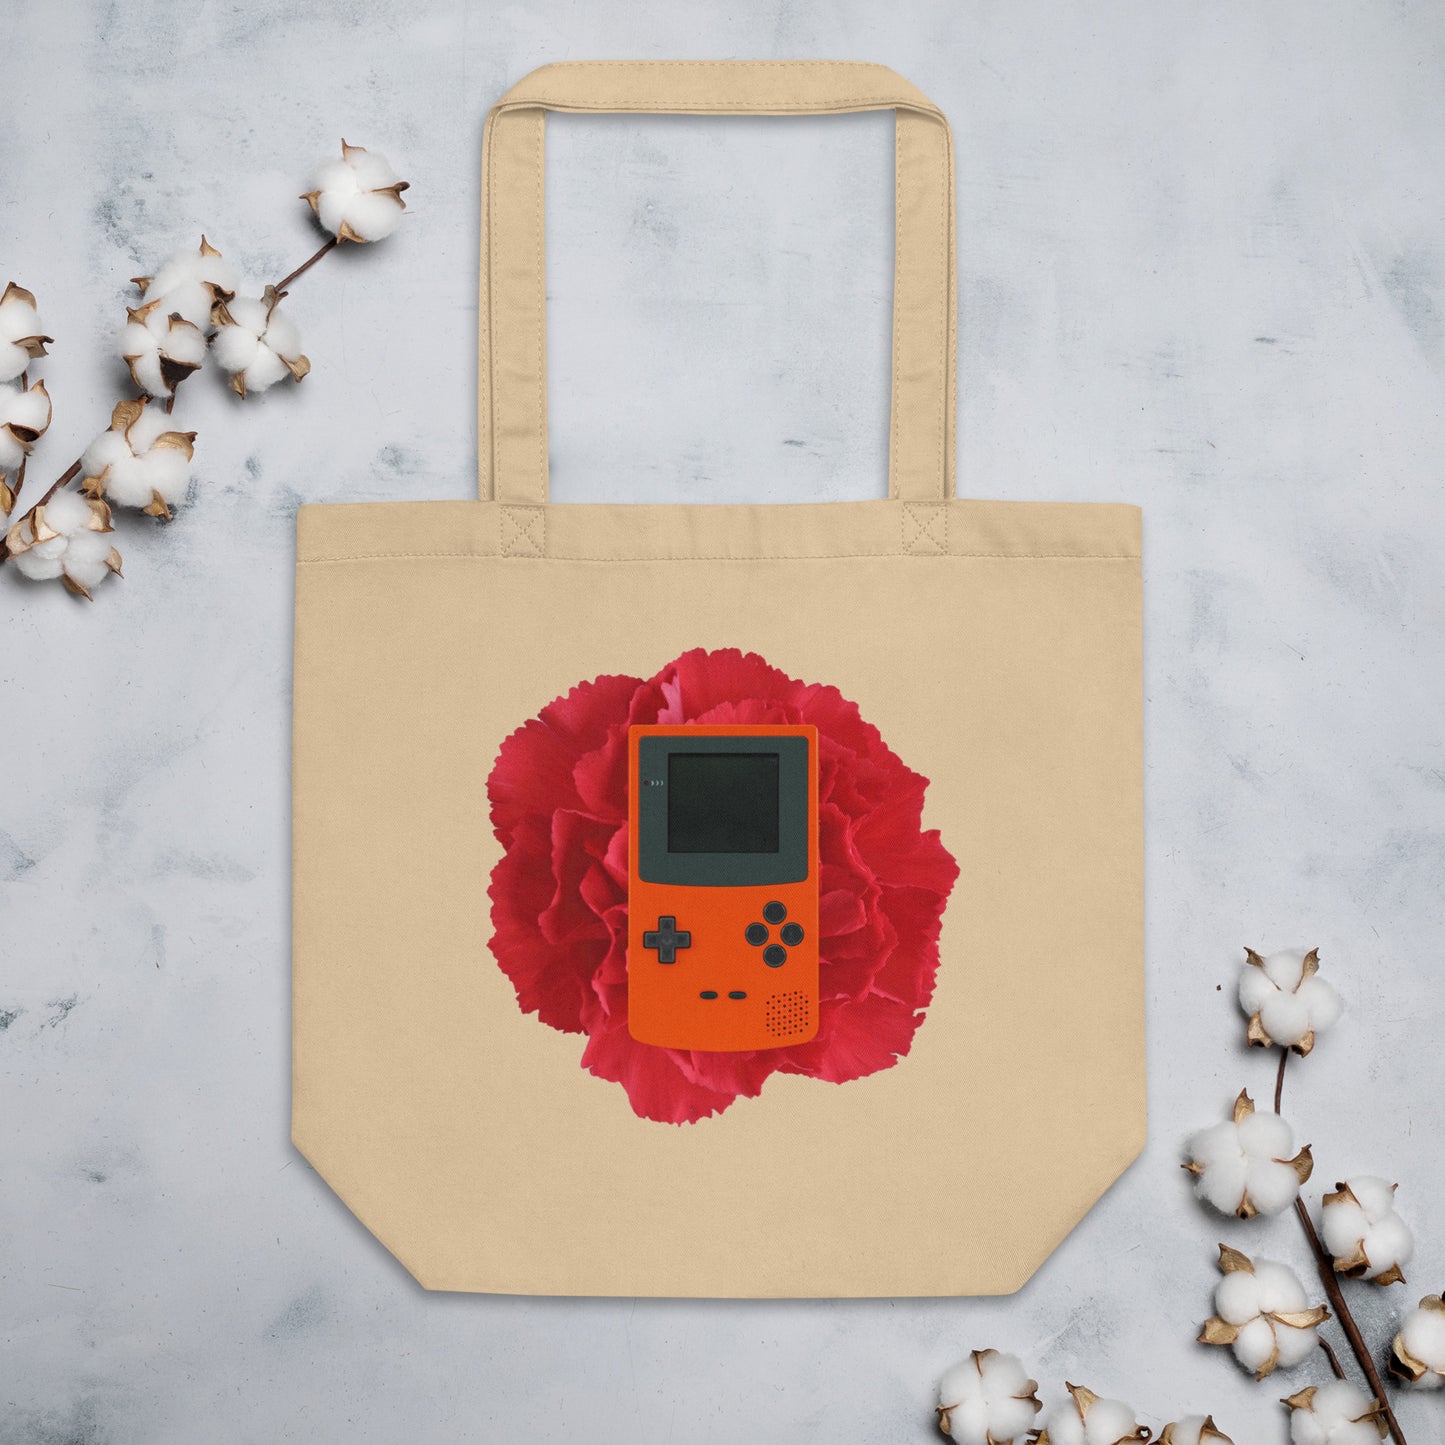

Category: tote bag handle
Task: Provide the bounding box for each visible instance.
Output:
[479,61,956,507]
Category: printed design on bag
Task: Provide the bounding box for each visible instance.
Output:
[486,647,958,1125]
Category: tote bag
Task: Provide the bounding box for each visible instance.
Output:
[292,61,1144,1297]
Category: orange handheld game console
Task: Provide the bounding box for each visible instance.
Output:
[627,724,819,1051]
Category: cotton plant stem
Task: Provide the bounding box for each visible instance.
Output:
[1319,1336,1348,1381]
[274,235,337,294]
[1277,1047,1409,1444]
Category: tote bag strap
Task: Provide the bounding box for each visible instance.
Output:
[479,60,957,507]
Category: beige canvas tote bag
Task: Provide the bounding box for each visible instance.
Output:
[292,60,1144,1297]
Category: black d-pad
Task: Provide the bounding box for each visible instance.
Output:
[642,916,691,964]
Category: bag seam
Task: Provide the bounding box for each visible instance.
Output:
[297,551,1140,564]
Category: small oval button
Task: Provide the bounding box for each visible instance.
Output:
[779,922,804,946]
[728,990,747,1000]
[699,990,718,999]
[763,944,787,968]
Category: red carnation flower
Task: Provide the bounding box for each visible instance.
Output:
[486,647,958,1124]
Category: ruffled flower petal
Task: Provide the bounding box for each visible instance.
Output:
[485,647,959,1123]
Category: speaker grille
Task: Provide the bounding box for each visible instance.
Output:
[765,990,811,1037]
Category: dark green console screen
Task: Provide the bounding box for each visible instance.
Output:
[667,752,780,854]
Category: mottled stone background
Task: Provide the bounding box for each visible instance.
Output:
[3,2,1444,1441]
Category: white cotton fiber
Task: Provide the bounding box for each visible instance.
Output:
[211,295,305,395]
[60,528,117,588]
[1214,1270,1262,1326]
[1401,1303,1445,1380]
[1322,1176,1412,1279]
[1259,990,1312,1046]
[1239,947,1343,1050]
[42,487,93,534]
[120,308,208,397]
[1244,1158,1304,1215]
[1252,1259,1307,1314]
[211,318,261,372]
[1288,1381,1376,1444]
[0,290,47,381]
[0,426,24,471]
[308,143,407,242]
[1039,1406,1085,1445]
[11,545,63,579]
[239,344,290,393]
[145,243,238,329]
[936,1351,1038,1444]
[1234,1109,1292,1159]
[1080,1397,1139,1443]
[1231,1315,1277,1373]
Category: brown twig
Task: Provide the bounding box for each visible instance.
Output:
[1319,1335,1348,1380]
[274,236,337,295]
[1295,1200,1405,1441]
[1277,1050,1408,1444]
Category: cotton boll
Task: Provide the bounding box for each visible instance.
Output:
[211,292,309,397]
[1285,1381,1386,1444]
[1391,1294,1445,1387]
[4,489,121,596]
[1321,1177,1413,1282]
[137,237,238,329]
[1034,1385,1146,1445]
[1240,947,1342,1054]
[0,378,53,472]
[119,304,206,399]
[936,1350,1041,1444]
[1201,1248,1326,1381]
[79,397,196,518]
[60,527,120,589]
[302,140,410,243]
[1184,1092,1311,1218]
[0,282,52,381]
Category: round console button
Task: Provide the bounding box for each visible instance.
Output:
[762,900,787,924]
[779,922,804,946]
[763,944,787,968]
[745,922,768,946]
